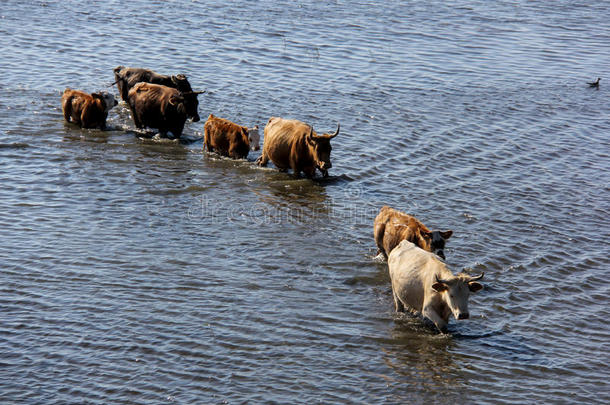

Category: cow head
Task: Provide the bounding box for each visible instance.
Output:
[113,66,125,82]
[420,229,452,260]
[92,91,118,113]
[432,273,483,321]
[182,92,202,122]
[170,74,191,91]
[248,125,260,151]
[171,74,203,122]
[112,66,130,101]
[306,123,340,174]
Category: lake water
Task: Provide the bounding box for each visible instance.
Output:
[1,0,609,403]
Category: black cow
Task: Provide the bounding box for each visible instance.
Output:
[114,66,202,122]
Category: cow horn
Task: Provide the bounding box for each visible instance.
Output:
[183,90,206,95]
[435,274,449,284]
[168,95,183,106]
[328,122,340,139]
[468,273,484,282]
[311,123,340,140]
[171,74,187,84]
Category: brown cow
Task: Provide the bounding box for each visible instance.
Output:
[127,82,195,138]
[113,66,202,122]
[256,117,339,178]
[204,114,259,159]
[61,89,117,129]
[374,206,452,260]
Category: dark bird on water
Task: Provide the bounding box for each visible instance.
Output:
[588,78,601,88]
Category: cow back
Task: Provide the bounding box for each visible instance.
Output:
[128,83,187,135]
[129,82,179,107]
[204,115,250,158]
[263,117,310,169]
[375,206,437,256]
[115,67,194,102]
[62,89,108,128]
[388,240,452,313]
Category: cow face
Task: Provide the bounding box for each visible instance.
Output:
[433,273,483,320]
[182,93,200,122]
[93,91,118,113]
[306,124,339,172]
[307,135,333,171]
[170,75,201,122]
[421,230,452,260]
[248,125,260,151]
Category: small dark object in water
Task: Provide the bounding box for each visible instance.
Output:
[588,78,601,88]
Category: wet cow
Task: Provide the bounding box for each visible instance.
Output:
[374,206,452,260]
[113,66,202,122]
[256,117,339,178]
[204,114,259,159]
[61,88,117,129]
[127,82,196,138]
[388,240,484,333]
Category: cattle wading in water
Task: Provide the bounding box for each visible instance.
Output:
[113,66,203,122]
[256,117,339,178]
[127,82,201,138]
[374,206,452,260]
[204,114,259,159]
[388,240,484,333]
[61,89,117,129]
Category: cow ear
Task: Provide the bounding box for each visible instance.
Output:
[91,93,102,99]
[306,131,316,146]
[440,230,453,239]
[432,282,448,292]
[420,230,432,239]
[468,281,483,293]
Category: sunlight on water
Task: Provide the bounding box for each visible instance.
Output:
[0,0,609,403]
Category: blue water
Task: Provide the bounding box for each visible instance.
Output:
[1,1,609,403]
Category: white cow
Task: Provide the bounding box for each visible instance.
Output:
[388,240,483,333]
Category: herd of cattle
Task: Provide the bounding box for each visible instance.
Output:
[60,67,485,333]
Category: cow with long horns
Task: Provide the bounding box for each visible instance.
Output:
[388,240,484,333]
[113,66,203,122]
[256,117,339,178]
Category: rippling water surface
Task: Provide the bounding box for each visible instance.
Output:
[1,1,609,403]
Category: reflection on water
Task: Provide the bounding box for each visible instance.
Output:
[371,322,467,403]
